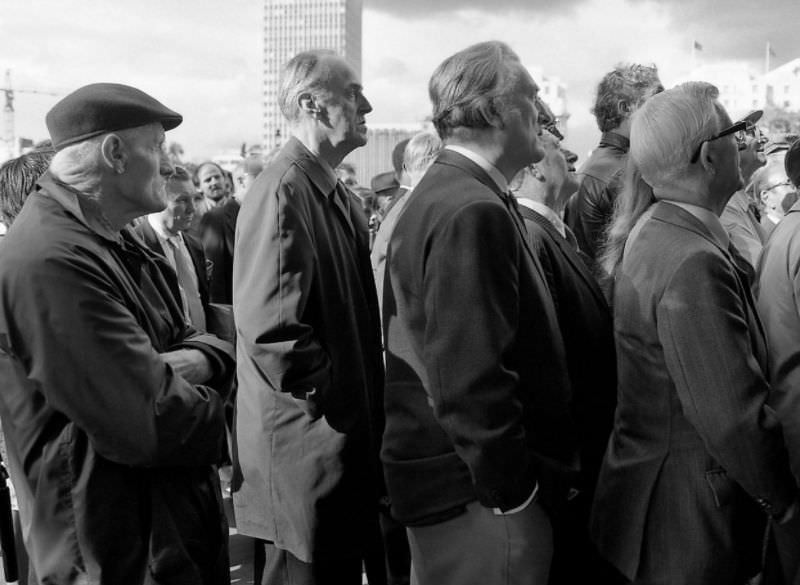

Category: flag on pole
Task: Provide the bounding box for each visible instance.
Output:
[768,42,776,57]
[693,40,703,51]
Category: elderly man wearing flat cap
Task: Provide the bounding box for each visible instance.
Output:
[0,83,235,584]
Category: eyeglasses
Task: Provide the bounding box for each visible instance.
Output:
[535,96,564,141]
[763,180,794,193]
[690,119,748,163]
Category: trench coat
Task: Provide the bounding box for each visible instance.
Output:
[232,137,384,563]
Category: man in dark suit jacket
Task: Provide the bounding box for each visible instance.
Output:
[199,193,239,304]
[383,41,577,585]
[233,50,385,585]
[135,166,210,327]
[591,82,796,585]
[511,130,618,585]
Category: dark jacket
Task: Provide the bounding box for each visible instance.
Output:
[200,197,239,304]
[519,205,616,490]
[232,137,384,563]
[382,149,578,526]
[0,173,235,584]
[565,131,629,261]
[134,220,211,319]
[591,201,795,584]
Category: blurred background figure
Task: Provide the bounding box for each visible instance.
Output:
[565,63,663,266]
[720,110,769,269]
[337,162,376,219]
[370,138,411,221]
[753,160,798,235]
[0,145,54,234]
[233,155,265,201]
[371,129,441,320]
[135,166,210,330]
[756,137,800,585]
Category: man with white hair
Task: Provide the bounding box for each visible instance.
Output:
[370,129,442,309]
[0,83,235,584]
[233,50,384,585]
[592,81,796,584]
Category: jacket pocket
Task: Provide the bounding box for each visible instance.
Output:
[705,468,734,508]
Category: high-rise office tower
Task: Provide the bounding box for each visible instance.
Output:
[263,0,363,149]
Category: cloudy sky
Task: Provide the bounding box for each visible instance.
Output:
[2,0,799,161]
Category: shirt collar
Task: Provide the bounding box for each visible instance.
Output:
[445,145,509,193]
[663,199,730,248]
[516,198,567,238]
[146,214,180,243]
[598,131,630,153]
[36,172,121,244]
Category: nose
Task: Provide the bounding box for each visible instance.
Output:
[160,151,174,177]
[359,92,373,115]
[562,149,578,165]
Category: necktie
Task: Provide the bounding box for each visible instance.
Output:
[167,236,206,330]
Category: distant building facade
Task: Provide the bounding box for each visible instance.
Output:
[263,0,363,150]
[682,59,800,119]
[342,124,422,186]
[531,67,570,138]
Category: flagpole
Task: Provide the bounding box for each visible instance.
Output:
[766,42,771,74]
[691,40,696,71]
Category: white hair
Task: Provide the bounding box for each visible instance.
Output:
[631,81,720,189]
[403,130,443,186]
[49,136,105,196]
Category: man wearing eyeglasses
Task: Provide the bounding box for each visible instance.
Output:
[756,137,800,584]
[591,82,796,585]
[720,112,769,269]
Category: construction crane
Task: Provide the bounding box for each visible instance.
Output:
[1,70,60,159]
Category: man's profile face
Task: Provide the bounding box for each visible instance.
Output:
[504,67,545,169]
[534,132,578,203]
[121,124,174,215]
[707,104,745,201]
[760,164,796,218]
[161,179,195,235]
[197,163,228,202]
[315,57,373,153]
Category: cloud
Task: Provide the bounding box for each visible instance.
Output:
[366,0,584,19]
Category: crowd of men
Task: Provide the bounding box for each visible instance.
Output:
[2,38,800,585]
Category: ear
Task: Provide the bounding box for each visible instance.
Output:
[697,141,717,175]
[298,92,319,118]
[99,134,127,175]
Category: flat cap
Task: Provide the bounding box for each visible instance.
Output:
[785,137,800,186]
[46,83,182,151]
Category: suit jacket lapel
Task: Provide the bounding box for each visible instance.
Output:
[521,206,608,308]
[651,201,768,367]
[435,150,543,273]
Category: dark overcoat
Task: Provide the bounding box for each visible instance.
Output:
[232,137,384,563]
[0,173,235,584]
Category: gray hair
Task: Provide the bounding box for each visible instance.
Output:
[278,49,338,123]
[429,41,532,139]
[599,82,721,283]
[403,130,442,182]
[49,135,105,196]
[631,81,720,189]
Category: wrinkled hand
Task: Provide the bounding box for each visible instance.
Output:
[161,349,212,385]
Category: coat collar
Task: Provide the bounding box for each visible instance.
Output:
[598,131,630,153]
[281,136,338,197]
[36,172,122,244]
[435,148,507,199]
